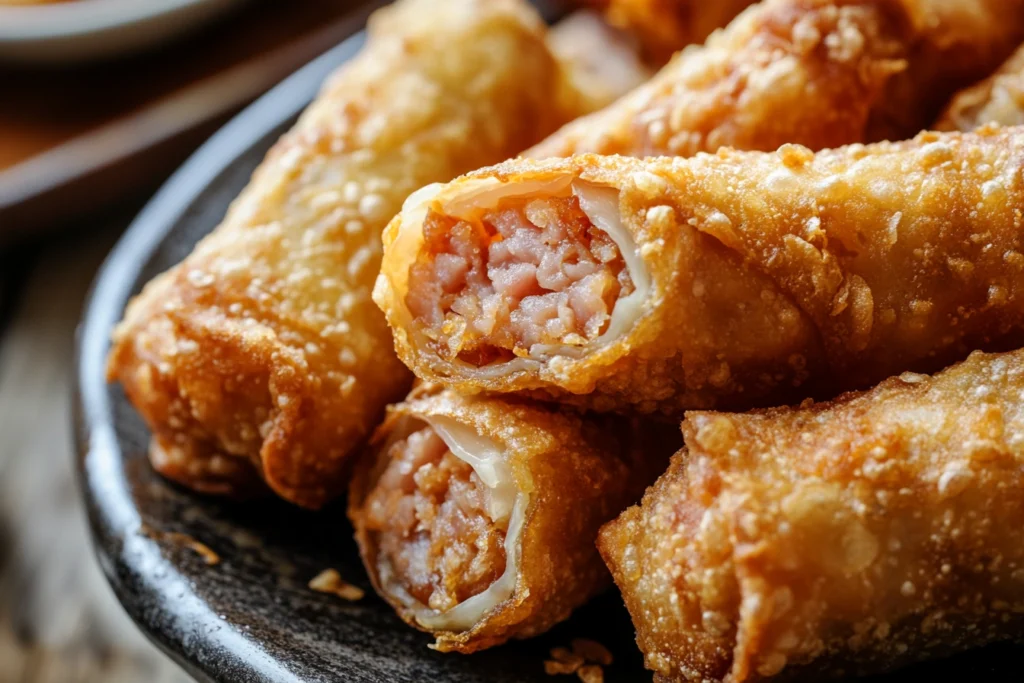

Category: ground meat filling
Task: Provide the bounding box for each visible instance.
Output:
[365,425,508,613]
[406,195,634,366]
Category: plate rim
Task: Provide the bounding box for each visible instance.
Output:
[0,0,234,41]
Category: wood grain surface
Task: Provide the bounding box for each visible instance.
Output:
[0,216,189,682]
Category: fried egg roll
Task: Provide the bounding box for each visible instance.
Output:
[530,0,1024,159]
[106,0,581,508]
[349,386,676,652]
[377,126,1024,416]
[936,43,1024,131]
[601,348,1024,682]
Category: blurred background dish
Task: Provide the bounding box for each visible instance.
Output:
[0,1,384,245]
[0,0,246,63]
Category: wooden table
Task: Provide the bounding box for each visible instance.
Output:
[0,207,189,682]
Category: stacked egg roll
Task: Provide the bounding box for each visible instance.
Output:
[349,386,677,652]
[106,0,583,508]
[531,0,1024,159]
[601,347,1024,681]
[937,43,1024,131]
[376,126,1024,416]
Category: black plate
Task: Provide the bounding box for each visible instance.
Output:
[74,8,1024,683]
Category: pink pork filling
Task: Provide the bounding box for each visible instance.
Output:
[406,195,634,366]
[364,425,507,613]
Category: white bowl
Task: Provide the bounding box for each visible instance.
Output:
[0,0,247,63]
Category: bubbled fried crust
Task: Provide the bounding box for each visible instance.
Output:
[936,44,1024,132]
[382,126,1024,415]
[106,0,582,508]
[599,348,1024,682]
[530,0,1024,160]
[348,386,677,652]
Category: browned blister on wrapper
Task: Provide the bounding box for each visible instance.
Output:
[349,386,676,652]
[106,0,583,508]
[376,126,1024,416]
[600,348,1024,682]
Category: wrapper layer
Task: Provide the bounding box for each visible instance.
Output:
[600,347,1024,682]
[530,0,1024,159]
[936,42,1024,132]
[349,386,676,652]
[376,126,1024,416]
[106,0,581,508]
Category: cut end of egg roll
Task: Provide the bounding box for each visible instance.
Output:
[391,178,647,371]
[357,412,524,638]
[349,387,677,652]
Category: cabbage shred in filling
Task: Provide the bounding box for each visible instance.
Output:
[406,195,634,365]
[365,425,508,613]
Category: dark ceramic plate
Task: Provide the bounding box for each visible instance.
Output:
[74,6,1024,682]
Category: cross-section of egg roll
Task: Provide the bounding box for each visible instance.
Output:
[936,43,1024,131]
[106,0,582,509]
[530,0,1024,159]
[376,126,1024,416]
[348,386,677,652]
[601,348,1024,682]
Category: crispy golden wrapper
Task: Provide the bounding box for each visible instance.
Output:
[106,0,582,508]
[377,126,1024,416]
[531,0,1024,159]
[600,348,1024,682]
[936,43,1024,131]
[349,385,677,652]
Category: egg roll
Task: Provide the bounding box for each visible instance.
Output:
[936,43,1024,131]
[348,385,676,652]
[530,0,1024,159]
[106,0,582,508]
[601,348,1024,682]
[376,125,1024,416]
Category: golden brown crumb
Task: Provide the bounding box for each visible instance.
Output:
[551,646,585,665]
[141,524,221,566]
[308,569,365,601]
[571,638,613,666]
[164,532,221,566]
[545,659,582,675]
[545,646,586,674]
[545,640,613,677]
